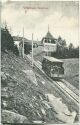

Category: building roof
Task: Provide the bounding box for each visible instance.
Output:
[45,31,56,40]
[41,31,57,45]
[43,56,63,63]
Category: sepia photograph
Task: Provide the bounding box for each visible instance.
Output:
[1,0,79,124]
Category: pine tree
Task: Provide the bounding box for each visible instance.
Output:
[1,27,19,56]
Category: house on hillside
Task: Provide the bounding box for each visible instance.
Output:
[42,30,57,44]
[41,29,57,56]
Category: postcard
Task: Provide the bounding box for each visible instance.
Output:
[1,0,79,124]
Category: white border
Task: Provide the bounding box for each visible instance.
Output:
[0,0,79,125]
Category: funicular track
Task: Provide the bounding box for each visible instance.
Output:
[35,66,79,106]
[54,80,79,105]
[60,79,79,96]
[26,55,79,109]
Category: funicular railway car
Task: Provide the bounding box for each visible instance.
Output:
[42,56,64,78]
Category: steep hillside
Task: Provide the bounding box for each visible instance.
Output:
[1,51,61,124]
[1,51,78,124]
[62,58,79,89]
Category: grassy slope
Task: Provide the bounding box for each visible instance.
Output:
[62,58,79,89]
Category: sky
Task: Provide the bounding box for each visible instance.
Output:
[1,1,79,47]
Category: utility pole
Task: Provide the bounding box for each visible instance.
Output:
[32,33,33,67]
[23,27,24,58]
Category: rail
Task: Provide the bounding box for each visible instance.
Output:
[26,55,79,107]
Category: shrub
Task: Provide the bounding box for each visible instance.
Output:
[1,27,19,56]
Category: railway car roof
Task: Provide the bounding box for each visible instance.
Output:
[43,56,63,63]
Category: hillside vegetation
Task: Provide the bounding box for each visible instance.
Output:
[1,27,19,56]
[1,51,63,124]
[62,58,79,89]
[1,51,79,124]
[1,26,79,124]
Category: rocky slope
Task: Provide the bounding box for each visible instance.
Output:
[1,51,78,124]
[1,51,62,124]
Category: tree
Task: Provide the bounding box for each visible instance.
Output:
[75,46,79,58]
[1,27,14,51]
[57,36,66,48]
[13,45,19,56]
[1,27,19,56]
[54,36,67,58]
[24,43,32,55]
[57,36,62,43]
[52,36,79,58]
[62,39,66,47]
[68,43,79,58]
[69,43,74,50]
